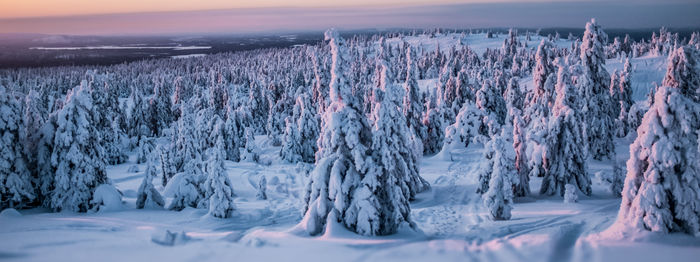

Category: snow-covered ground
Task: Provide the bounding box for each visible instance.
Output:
[2,33,698,262]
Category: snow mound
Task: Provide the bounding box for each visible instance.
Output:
[91,184,124,212]
[0,208,22,218]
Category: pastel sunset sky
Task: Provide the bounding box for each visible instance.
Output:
[0,0,697,35]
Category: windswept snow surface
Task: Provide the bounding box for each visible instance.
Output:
[1,33,698,262]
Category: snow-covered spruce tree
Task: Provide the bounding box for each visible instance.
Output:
[662,46,700,102]
[439,100,483,160]
[302,29,411,236]
[421,92,446,155]
[403,45,426,156]
[223,103,246,162]
[50,84,109,212]
[512,114,530,197]
[158,144,176,187]
[167,100,205,211]
[476,80,506,137]
[280,108,302,163]
[90,80,127,165]
[257,175,267,200]
[242,127,260,163]
[136,152,165,209]
[148,79,174,137]
[478,131,517,220]
[541,59,591,196]
[202,137,235,218]
[615,72,700,235]
[281,94,319,163]
[0,85,34,208]
[371,54,429,201]
[530,39,555,109]
[504,77,524,126]
[579,19,615,160]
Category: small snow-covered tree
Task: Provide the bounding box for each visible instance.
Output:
[202,137,235,218]
[136,152,165,209]
[0,85,34,208]
[242,128,260,163]
[563,184,578,203]
[439,100,483,160]
[476,80,507,137]
[50,84,109,212]
[615,85,700,235]
[479,131,517,220]
[257,176,267,200]
[541,60,591,196]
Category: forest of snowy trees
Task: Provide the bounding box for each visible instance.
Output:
[0,19,699,237]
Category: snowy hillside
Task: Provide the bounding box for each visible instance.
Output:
[1,22,699,262]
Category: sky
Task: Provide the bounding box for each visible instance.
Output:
[0,0,698,35]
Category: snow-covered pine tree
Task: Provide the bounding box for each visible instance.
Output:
[148,78,174,137]
[541,59,591,196]
[579,19,615,160]
[662,46,700,102]
[242,127,260,163]
[421,91,446,155]
[615,48,700,235]
[0,85,34,208]
[371,53,429,201]
[257,175,267,200]
[403,45,426,156]
[512,114,530,197]
[281,94,318,163]
[136,152,165,209]
[50,83,109,212]
[479,131,517,220]
[476,79,506,137]
[440,100,483,160]
[302,29,401,236]
[280,106,302,163]
[202,137,235,218]
[223,102,245,162]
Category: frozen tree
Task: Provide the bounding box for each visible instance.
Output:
[159,144,176,187]
[403,45,426,155]
[302,29,411,236]
[136,153,165,209]
[579,19,615,160]
[439,100,483,160]
[531,39,555,106]
[281,94,319,163]
[602,160,625,198]
[148,79,174,137]
[512,114,530,197]
[421,93,446,155]
[662,47,700,102]
[202,137,235,218]
[257,176,267,200]
[242,128,260,163]
[223,104,246,162]
[479,131,517,220]
[615,84,700,235]
[371,55,429,201]
[541,59,591,196]
[563,184,578,203]
[0,85,34,208]
[476,80,506,137]
[50,84,109,212]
